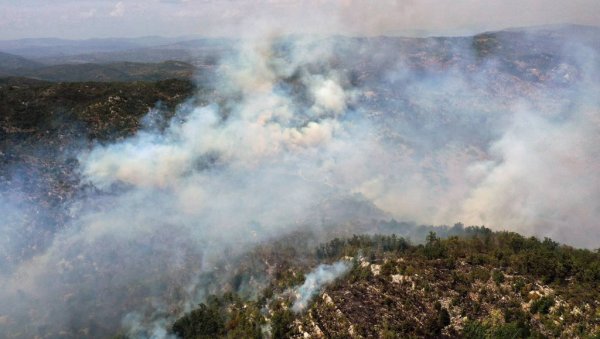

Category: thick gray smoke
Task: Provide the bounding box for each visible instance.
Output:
[291,261,350,313]
[0,25,599,338]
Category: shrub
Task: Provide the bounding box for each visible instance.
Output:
[492,270,505,285]
[530,296,554,315]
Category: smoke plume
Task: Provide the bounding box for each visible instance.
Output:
[291,261,351,313]
[0,20,599,339]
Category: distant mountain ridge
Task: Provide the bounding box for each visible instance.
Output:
[0,51,196,82]
[0,24,598,82]
[0,35,205,59]
[0,51,43,75]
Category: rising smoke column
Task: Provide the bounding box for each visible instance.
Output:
[291,261,351,313]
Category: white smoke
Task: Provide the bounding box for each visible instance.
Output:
[460,106,600,246]
[291,261,350,313]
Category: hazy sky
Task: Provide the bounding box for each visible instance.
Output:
[0,0,599,40]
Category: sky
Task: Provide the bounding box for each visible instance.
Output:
[0,0,599,40]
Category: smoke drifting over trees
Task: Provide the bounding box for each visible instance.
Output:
[0,7,599,339]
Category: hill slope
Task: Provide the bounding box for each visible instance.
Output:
[0,78,199,271]
[0,57,196,82]
[171,229,600,338]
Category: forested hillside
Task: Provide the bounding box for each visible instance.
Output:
[171,227,600,338]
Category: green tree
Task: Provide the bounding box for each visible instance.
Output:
[271,307,294,338]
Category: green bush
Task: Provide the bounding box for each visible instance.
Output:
[492,270,505,285]
[530,296,554,315]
